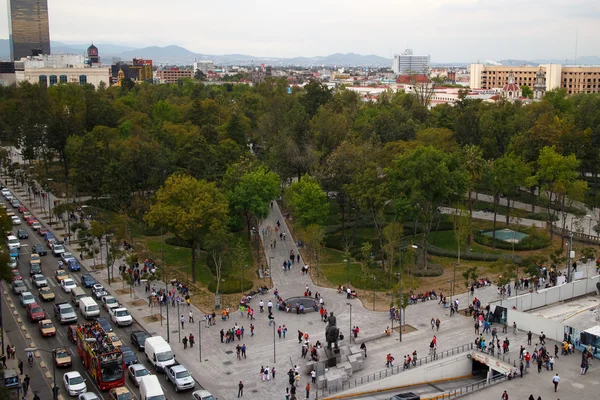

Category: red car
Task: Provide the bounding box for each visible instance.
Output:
[27,303,46,322]
[38,228,49,236]
[26,217,38,226]
[12,269,22,281]
[18,205,27,213]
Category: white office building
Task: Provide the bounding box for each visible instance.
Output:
[392,49,430,75]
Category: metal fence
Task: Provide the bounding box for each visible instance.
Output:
[321,343,474,396]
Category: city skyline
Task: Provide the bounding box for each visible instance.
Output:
[0,0,598,62]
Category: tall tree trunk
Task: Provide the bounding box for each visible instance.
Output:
[191,242,197,283]
[505,196,511,226]
[467,183,473,254]
[547,194,554,241]
[340,199,346,241]
[492,195,498,249]
[531,187,536,212]
[351,207,359,244]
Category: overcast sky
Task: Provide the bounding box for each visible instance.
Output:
[1,0,598,62]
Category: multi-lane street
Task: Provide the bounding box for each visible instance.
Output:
[1,190,187,400]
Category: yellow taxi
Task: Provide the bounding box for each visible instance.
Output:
[39,319,57,337]
[30,253,41,266]
[107,332,123,347]
[109,386,133,400]
[54,347,72,367]
[39,287,55,301]
[55,270,69,282]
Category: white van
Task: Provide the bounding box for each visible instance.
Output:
[145,336,176,372]
[139,375,166,400]
[78,297,100,319]
[71,287,87,306]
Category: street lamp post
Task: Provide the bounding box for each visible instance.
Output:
[177,301,181,343]
[272,319,276,363]
[269,256,274,288]
[346,303,352,344]
[199,319,202,363]
[344,258,349,287]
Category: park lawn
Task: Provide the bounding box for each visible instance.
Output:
[427,230,504,255]
[320,260,363,287]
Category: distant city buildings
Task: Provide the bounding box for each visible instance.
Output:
[8,0,51,60]
[87,44,101,67]
[469,64,600,95]
[155,68,193,84]
[392,49,430,75]
[110,58,153,84]
[194,60,214,75]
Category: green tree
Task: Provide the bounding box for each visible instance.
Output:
[225,162,280,239]
[388,146,468,268]
[285,175,329,227]
[463,144,485,252]
[521,85,533,98]
[300,80,333,117]
[382,221,405,278]
[528,146,584,240]
[145,174,229,282]
[0,207,13,281]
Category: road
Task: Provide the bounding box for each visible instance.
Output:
[1,194,188,400]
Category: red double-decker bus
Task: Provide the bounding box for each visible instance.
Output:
[76,322,125,390]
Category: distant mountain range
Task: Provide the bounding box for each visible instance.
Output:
[0,39,599,67]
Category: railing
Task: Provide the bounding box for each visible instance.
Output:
[423,375,507,399]
[472,345,519,368]
[321,343,474,396]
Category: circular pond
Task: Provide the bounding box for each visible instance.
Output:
[278,296,318,313]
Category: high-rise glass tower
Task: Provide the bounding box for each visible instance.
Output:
[8,0,51,60]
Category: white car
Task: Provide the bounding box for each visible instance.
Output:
[102,296,120,311]
[192,390,217,400]
[61,252,75,263]
[20,292,36,307]
[61,278,77,293]
[166,365,195,392]
[32,274,48,288]
[92,284,107,300]
[1,188,10,197]
[63,371,87,396]
[78,393,100,400]
[127,364,151,387]
[11,216,21,225]
[110,307,133,326]
[52,244,66,257]
[32,221,42,231]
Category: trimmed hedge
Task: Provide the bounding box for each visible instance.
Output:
[412,263,443,277]
[165,236,193,248]
[528,212,559,222]
[207,279,253,294]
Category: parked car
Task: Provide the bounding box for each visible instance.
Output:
[11,216,21,225]
[63,371,87,396]
[166,365,195,392]
[127,364,150,386]
[32,222,42,231]
[55,348,72,367]
[7,235,20,249]
[39,319,57,337]
[11,199,20,208]
[18,204,27,213]
[27,303,46,322]
[25,216,37,225]
[9,247,19,258]
[11,269,22,281]
[389,393,421,400]
[81,274,96,288]
[130,331,151,351]
[33,243,47,256]
[39,287,55,301]
[8,256,17,268]
[16,229,28,239]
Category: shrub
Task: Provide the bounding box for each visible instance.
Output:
[473,229,550,251]
[528,212,559,222]
[165,236,193,248]
[207,279,253,294]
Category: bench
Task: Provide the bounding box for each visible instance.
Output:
[353,332,389,345]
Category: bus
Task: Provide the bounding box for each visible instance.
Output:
[76,322,125,390]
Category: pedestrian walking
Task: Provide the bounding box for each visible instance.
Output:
[182,336,188,349]
[18,359,23,375]
[238,381,244,397]
[311,369,316,383]
[180,315,185,329]
[436,318,440,331]
[220,329,225,343]
[250,324,255,336]
[189,310,194,323]
[552,373,560,392]
[23,375,30,395]
[501,390,508,400]
[189,334,195,348]
[431,318,435,330]
[513,322,517,335]
[271,366,275,379]
[305,383,310,399]
[241,344,247,359]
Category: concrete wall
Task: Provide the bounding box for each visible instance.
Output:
[491,274,599,312]
[334,353,473,397]
[498,308,565,342]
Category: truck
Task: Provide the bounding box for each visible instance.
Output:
[139,375,165,400]
[53,302,77,324]
[145,336,176,372]
[76,322,125,390]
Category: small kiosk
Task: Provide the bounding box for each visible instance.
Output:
[577,325,600,359]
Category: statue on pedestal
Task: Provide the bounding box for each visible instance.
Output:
[325,312,339,350]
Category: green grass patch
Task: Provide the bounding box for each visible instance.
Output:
[320,261,362,287]
[428,230,504,255]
